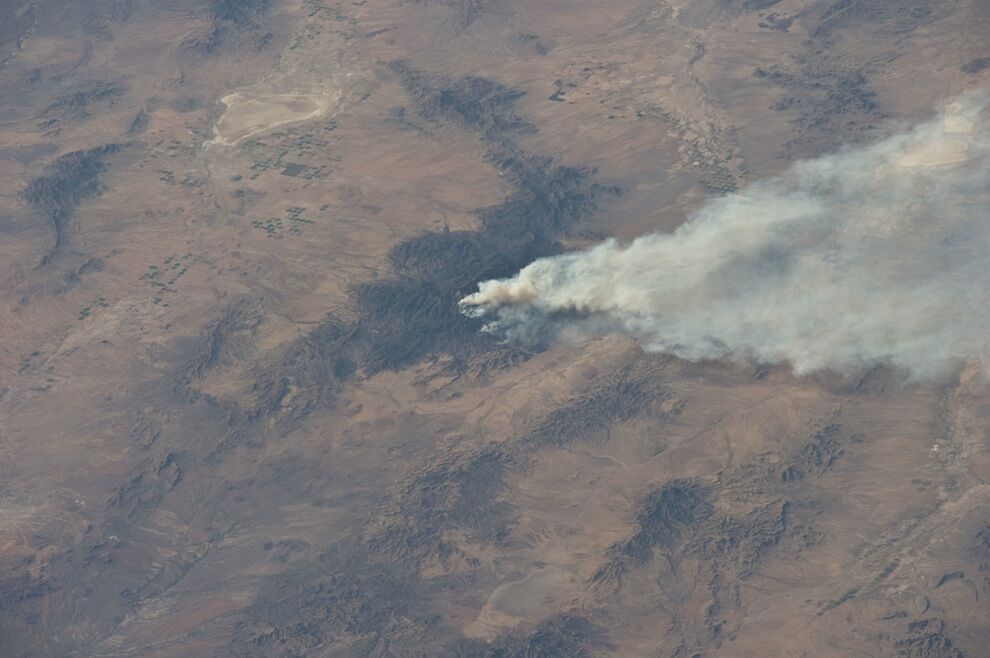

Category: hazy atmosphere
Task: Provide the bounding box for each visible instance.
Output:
[464,93,990,379]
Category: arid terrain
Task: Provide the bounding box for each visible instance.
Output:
[1,1,990,656]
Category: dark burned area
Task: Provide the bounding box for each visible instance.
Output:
[353,64,618,373]
[231,64,620,408]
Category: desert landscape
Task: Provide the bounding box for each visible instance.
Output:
[1,0,989,656]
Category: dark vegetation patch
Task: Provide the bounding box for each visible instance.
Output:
[522,363,669,448]
[515,32,551,56]
[933,571,965,589]
[369,448,516,564]
[0,2,36,57]
[594,484,792,643]
[106,0,136,22]
[389,62,532,139]
[973,524,990,596]
[263,539,311,564]
[239,551,604,657]
[619,480,714,562]
[0,571,59,657]
[694,500,790,638]
[592,472,794,638]
[211,0,270,26]
[0,570,56,614]
[168,96,202,113]
[177,303,357,429]
[811,0,944,40]
[895,618,966,658]
[780,424,845,481]
[42,82,126,119]
[128,109,150,135]
[973,525,990,570]
[961,57,990,75]
[74,1,136,36]
[757,11,798,31]
[749,0,950,153]
[195,0,272,52]
[587,414,855,637]
[22,144,121,263]
[851,363,901,395]
[230,449,565,656]
[756,63,881,145]
[247,316,358,421]
[235,546,428,657]
[594,480,714,583]
[691,500,789,576]
[106,451,183,525]
[180,301,262,381]
[457,613,609,657]
[415,0,500,31]
[740,0,783,11]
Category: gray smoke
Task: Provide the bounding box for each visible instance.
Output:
[461,92,990,379]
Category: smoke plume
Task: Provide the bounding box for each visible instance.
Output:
[461,93,990,379]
